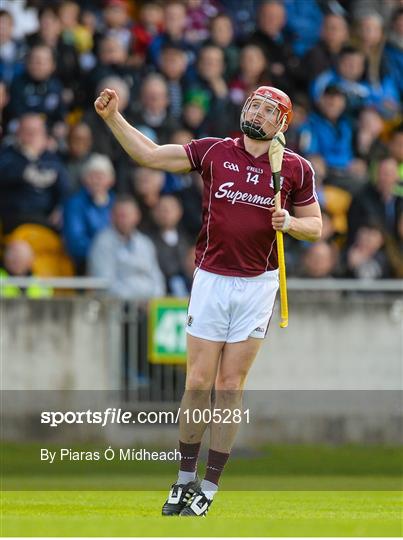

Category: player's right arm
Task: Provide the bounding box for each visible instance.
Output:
[94,88,192,173]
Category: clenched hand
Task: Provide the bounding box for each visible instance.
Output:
[94,88,119,120]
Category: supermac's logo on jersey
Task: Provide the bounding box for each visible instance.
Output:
[223,161,240,172]
[214,182,275,210]
[269,175,285,189]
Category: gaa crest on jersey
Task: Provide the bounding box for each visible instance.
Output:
[269,175,285,189]
[223,161,240,172]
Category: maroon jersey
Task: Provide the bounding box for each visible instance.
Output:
[184,137,318,277]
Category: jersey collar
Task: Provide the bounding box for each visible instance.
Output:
[235,137,270,162]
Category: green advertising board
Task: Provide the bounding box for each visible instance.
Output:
[148,297,189,364]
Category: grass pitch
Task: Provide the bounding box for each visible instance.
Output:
[2,444,402,536]
[2,489,402,537]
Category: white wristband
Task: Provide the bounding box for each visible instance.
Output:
[280,209,292,232]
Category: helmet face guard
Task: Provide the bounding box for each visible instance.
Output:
[240,87,293,141]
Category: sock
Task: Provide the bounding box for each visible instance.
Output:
[204,448,230,486]
[177,440,201,483]
[177,469,197,484]
[200,479,218,500]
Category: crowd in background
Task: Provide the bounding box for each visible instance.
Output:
[0,0,402,300]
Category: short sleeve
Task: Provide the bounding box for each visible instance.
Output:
[291,156,318,207]
[183,137,222,173]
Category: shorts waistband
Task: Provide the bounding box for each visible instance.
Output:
[240,269,279,281]
[196,268,279,282]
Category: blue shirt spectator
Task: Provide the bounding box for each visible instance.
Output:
[384,8,403,100]
[63,154,115,271]
[312,46,400,119]
[299,85,353,170]
[284,0,323,57]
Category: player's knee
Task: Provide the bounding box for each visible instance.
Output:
[186,371,215,391]
[215,372,247,391]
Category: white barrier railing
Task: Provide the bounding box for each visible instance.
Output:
[1,277,402,292]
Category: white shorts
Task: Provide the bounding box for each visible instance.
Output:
[186,268,279,343]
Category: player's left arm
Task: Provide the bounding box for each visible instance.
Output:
[270,201,322,242]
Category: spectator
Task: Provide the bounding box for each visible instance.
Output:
[0,113,69,232]
[0,240,53,298]
[205,13,239,82]
[300,241,339,278]
[191,45,237,136]
[182,88,210,138]
[299,85,354,173]
[150,194,190,294]
[58,1,93,55]
[246,0,296,94]
[132,73,181,144]
[384,8,403,101]
[130,1,163,68]
[26,5,81,108]
[354,107,386,163]
[88,195,166,300]
[130,166,165,233]
[7,44,66,131]
[158,43,190,119]
[2,240,34,278]
[61,122,93,193]
[102,0,133,52]
[353,13,400,117]
[347,157,402,246]
[350,0,398,23]
[345,224,391,279]
[185,0,220,45]
[311,46,368,116]
[87,35,140,106]
[63,154,115,272]
[301,13,349,85]
[0,0,38,40]
[229,44,271,108]
[148,0,195,69]
[0,9,25,85]
[353,12,386,86]
[219,0,259,38]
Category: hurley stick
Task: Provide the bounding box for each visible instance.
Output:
[268,119,288,328]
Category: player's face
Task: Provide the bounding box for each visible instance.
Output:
[244,97,282,138]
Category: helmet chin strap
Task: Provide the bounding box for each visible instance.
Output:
[241,121,269,140]
[242,115,287,141]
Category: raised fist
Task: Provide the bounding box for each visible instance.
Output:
[94,88,119,120]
